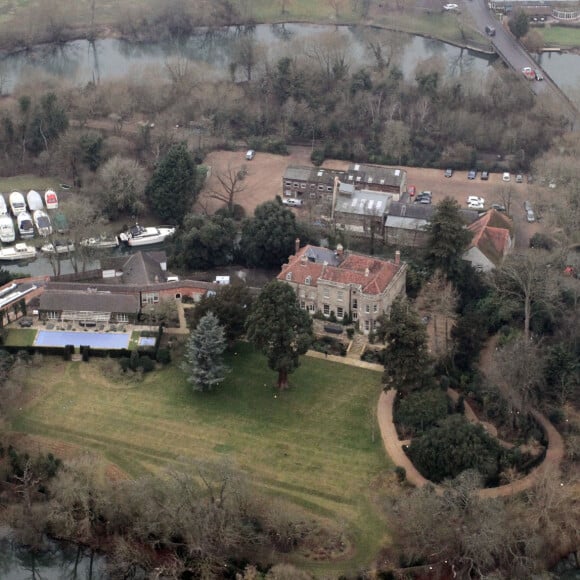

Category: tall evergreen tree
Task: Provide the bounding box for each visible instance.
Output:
[379,297,433,393]
[182,312,228,392]
[246,281,313,390]
[426,197,473,278]
[145,143,197,223]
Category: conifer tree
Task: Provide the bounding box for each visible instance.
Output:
[182,312,227,392]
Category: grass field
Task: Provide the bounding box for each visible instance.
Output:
[541,26,580,48]
[0,175,58,194]
[3,328,37,346]
[10,342,391,574]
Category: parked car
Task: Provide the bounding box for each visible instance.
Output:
[502,172,511,182]
[416,192,432,202]
[418,197,432,204]
[480,170,489,180]
[534,70,544,81]
[527,209,536,223]
[467,196,485,205]
[408,185,416,197]
[468,169,477,180]
[468,201,485,210]
[245,149,255,160]
[444,168,454,178]
[491,203,506,212]
[485,25,496,36]
[282,198,303,207]
[18,317,33,327]
[516,174,523,183]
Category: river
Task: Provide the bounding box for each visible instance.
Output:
[0,24,496,94]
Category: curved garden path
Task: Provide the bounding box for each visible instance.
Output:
[376,334,566,498]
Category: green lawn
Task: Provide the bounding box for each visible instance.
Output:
[0,175,58,193]
[3,328,37,346]
[541,26,580,49]
[11,343,391,575]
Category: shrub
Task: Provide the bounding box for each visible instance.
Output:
[156,348,171,365]
[139,355,155,373]
[395,466,406,483]
[346,328,355,340]
[310,148,325,166]
[394,389,449,437]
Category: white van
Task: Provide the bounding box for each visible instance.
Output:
[245,149,255,160]
[282,198,303,207]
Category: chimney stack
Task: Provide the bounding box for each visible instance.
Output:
[336,243,344,257]
[395,250,400,266]
[295,237,300,255]
[365,267,370,277]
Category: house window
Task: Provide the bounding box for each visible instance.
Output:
[142,292,159,305]
[337,307,344,319]
[365,304,370,313]
[353,311,358,321]
[116,313,129,323]
[301,183,306,189]
[308,303,315,312]
[373,304,378,313]
[310,183,315,189]
[318,185,324,191]
[326,186,332,191]
[293,182,299,188]
[337,291,344,302]
[285,181,292,187]
[323,288,330,299]
[364,320,370,331]
[352,299,358,310]
[286,272,292,281]
[300,301,305,309]
[374,320,379,329]
[310,192,317,199]
[323,304,330,316]
[47,311,59,320]
[305,276,311,285]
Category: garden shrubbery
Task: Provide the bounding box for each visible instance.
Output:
[394,388,450,438]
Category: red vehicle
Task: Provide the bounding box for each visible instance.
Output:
[408,185,416,197]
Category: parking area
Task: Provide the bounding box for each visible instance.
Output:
[198,149,537,248]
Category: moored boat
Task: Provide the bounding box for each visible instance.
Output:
[33,209,52,237]
[80,234,119,249]
[44,189,58,209]
[9,192,26,215]
[0,215,15,243]
[17,212,34,239]
[26,190,44,211]
[118,224,175,247]
[0,242,36,261]
[41,240,75,254]
[0,194,7,215]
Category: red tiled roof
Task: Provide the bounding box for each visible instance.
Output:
[467,209,512,265]
[278,245,401,295]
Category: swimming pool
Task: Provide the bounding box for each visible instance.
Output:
[34,330,130,349]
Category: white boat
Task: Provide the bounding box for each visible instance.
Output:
[33,209,52,237]
[0,194,7,215]
[44,189,58,209]
[0,242,36,261]
[26,190,44,211]
[80,234,119,249]
[9,192,26,215]
[41,240,75,254]
[17,212,35,239]
[118,224,175,247]
[0,215,15,243]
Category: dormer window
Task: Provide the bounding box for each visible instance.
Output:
[286,272,292,281]
[305,276,311,285]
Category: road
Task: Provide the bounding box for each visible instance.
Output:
[462,0,578,128]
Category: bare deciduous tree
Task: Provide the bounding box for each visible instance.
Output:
[209,164,248,213]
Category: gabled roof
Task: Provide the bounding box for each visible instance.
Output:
[39,290,140,314]
[278,244,403,295]
[101,251,167,286]
[466,209,513,266]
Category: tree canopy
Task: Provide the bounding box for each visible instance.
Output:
[239,199,317,269]
[378,298,433,393]
[145,143,197,223]
[182,312,228,392]
[186,284,253,346]
[509,10,529,39]
[245,280,313,390]
[169,213,236,270]
[426,197,473,278]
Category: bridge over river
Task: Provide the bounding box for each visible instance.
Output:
[463,0,579,129]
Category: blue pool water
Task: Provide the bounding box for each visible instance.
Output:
[138,337,156,347]
[34,330,130,349]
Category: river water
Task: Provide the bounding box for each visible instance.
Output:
[0,24,496,93]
